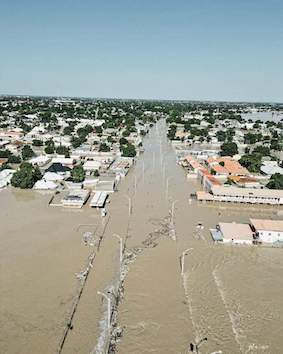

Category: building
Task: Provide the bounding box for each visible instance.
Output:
[228,176,261,188]
[182,155,203,173]
[210,219,283,245]
[260,161,283,176]
[46,163,71,176]
[207,156,249,176]
[89,191,108,208]
[251,219,283,243]
[197,186,283,205]
[62,189,90,208]
[34,180,57,190]
[211,222,254,245]
[29,155,51,167]
[197,167,222,191]
[0,169,15,188]
[83,160,102,172]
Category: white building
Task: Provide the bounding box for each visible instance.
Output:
[0,169,15,188]
[83,160,101,172]
[198,186,283,205]
[29,155,51,167]
[251,219,283,243]
[260,161,283,176]
[90,191,108,208]
[34,180,57,190]
[217,222,254,245]
[62,189,90,208]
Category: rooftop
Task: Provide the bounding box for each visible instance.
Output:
[250,219,283,232]
[219,222,254,241]
[211,186,283,199]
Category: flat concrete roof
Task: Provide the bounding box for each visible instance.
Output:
[250,219,283,232]
[212,186,283,199]
[219,222,254,241]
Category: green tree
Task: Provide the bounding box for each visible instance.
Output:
[239,154,262,173]
[71,164,85,183]
[56,145,70,157]
[21,145,35,160]
[71,136,86,148]
[8,154,22,164]
[167,124,177,140]
[95,126,103,134]
[253,146,270,156]
[32,139,43,146]
[63,126,73,135]
[121,143,136,157]
[93,169,100,177]
[119,137,128,145]
[0,163,12,172]
[220,142,238,156]
[216,131,227,142]
[99,143,110,152]
[0,149,12,158]
[270,138,282,151]
[122,129,131,137]
[266,173,283,190]
[244,133,262,144]
[11,162,42,189]
[44,140,55,154]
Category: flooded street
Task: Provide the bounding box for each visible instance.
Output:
[1,119,283,354]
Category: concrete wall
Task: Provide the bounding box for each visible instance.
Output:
[258,230,283,243]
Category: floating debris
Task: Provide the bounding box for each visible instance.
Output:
[82,232,96,246]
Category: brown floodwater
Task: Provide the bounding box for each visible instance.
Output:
[1,119,283,354]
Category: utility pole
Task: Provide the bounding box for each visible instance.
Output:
[189,337,208,354]
[97,291,111,331]
[166,176,172,200]
[124,194,132,216]
[180,248,193,276]
[113,234,123,280]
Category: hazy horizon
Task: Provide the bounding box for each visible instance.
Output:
[1,0,283,102]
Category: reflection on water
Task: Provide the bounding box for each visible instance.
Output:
[241,111,283,122]
[1,119,283,354]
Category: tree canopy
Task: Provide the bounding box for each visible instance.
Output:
[220,142,238,156]
[121,143,136,157]
[239,154,262,173]
[11,162,42,189]
[71,164,85,183]
[21,145,35,160]
[266,173,283,190]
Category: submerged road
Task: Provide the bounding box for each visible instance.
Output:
[61,119,283,354]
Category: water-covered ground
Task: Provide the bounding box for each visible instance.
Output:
[1,120,283,354]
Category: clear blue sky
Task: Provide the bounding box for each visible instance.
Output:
[0,0,282,102]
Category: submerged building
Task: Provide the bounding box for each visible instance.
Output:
[210,218,283,245]
[197,186,283,205]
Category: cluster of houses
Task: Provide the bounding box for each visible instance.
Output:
[172,108,282,151]
[179,154,283,205]
[0,97,159,210]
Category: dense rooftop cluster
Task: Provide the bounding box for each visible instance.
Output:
[0,96,166,190]
[168,102,283,190]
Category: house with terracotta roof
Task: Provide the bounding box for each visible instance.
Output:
[228,175,261,188]
[0,158,8,167]
[207,156,249,176]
